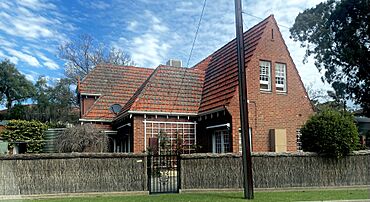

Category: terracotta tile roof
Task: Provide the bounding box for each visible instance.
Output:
[117,65,204,117]
[79,65,154,120]
[195,15,271,113]
[81,16,272,121]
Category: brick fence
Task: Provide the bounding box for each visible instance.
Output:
[0,151,369,195]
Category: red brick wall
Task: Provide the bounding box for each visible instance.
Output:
[228,18,314,152]
[132,115,195,153]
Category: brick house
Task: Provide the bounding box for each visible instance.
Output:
[78,15,313,154]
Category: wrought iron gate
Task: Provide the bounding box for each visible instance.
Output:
[147,155,180,194]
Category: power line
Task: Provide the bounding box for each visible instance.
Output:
[242,11,291,29]
[171,0,207,114]
[186,0,207,68]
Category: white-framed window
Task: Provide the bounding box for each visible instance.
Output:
[260,61,271,91]
[212,129,230,153]
[275,63,287,92]
[239,128,252,153]
[296,129,302,152]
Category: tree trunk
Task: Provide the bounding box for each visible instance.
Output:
[5,91,12,109]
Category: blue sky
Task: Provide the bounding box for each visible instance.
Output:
[0,0,328,90]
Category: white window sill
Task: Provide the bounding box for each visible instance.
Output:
[260,90,272,94]
[277,91,287,95]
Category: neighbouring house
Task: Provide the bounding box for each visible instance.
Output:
[78,15,314,154]
[355,116,370,148]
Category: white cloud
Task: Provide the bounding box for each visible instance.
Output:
[78,1,111,10]
[0,0,73,45]
[90,1,110,10]
[4,48,40,67]
[0,6,61,41]
[35,51,60,70]
[127,21,138,32]
[117,11,172,67]
[130,33,170,67]
[20,70,39,83]
[43,61,59,70]
[17,0,56,11]
[0,50,19,64]
[0,37,16,48]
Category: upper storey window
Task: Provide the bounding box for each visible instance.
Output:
[259,61,271,91]
[275,63,287,92]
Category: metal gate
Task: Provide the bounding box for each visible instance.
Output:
[147,155,180,194]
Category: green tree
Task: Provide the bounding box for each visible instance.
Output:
[290,0,370,115]
[0,60,35,109]
[33,77,78,123]
[300,109,359,158]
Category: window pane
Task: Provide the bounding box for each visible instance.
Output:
[260,61,271,91]
[275,63,286,92]
[296,129,302,152]
[213,129,230,153]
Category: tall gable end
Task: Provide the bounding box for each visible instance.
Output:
[250,15,312,107]
[198,16,270,113]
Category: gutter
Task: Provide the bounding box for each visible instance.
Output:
[79,118,112,123]
[80,93,102,96]
[114,110,198,122]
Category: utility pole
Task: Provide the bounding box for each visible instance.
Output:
[234,0,254,199]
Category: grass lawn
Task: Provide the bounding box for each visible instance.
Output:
[6,189,370,202]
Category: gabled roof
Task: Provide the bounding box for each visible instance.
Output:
[194,15,271,113]
[81,15,274,121]
[79,65,154,120]
[116,65,204,119]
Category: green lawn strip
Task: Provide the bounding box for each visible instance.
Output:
[6,189,370,202]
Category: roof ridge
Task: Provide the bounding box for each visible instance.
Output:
[94,63,150,69]
[116,66,159,116]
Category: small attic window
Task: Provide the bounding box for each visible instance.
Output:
[272,29,274,39]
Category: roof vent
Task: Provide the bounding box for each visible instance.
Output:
[166,59,182,67]
[109,104,122,114]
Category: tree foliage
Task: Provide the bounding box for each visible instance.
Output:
[0,60,35,109]
[58,34,134,82]
[55,124,109,153]
[290,0,370,115]
[32,77,78,123]
[0,120,47,153]
[1,76,79,124]
[300,109,359,158]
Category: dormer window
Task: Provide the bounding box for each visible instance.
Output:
[275,63,287,92]
[259,61,271,91]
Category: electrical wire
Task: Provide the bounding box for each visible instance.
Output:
[186,0,207,68]
[171,0,207,114]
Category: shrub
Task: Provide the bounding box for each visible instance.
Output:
[0,120,47,153]
[55,124,109,153]
[301,109,359,158]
